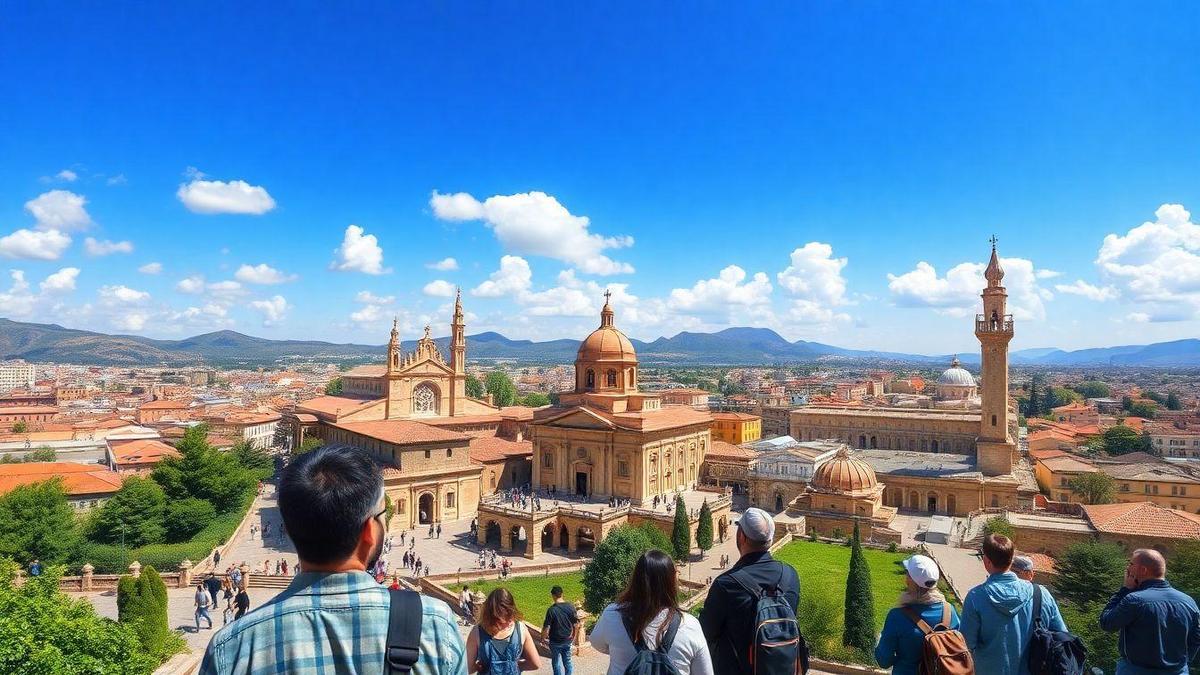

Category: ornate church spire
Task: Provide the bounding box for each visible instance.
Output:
[386,317,401,374]
[599,289,614,328]
[451,287,466,375]
[984,235,1005,287]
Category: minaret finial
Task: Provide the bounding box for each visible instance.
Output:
[600,289,615,327]
[989,234,998,249]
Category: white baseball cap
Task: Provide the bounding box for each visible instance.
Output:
[736,508,775,545]
[902,554,940,589]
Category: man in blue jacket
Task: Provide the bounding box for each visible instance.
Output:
[1100,548,1200,675]
[961,534,1067,675]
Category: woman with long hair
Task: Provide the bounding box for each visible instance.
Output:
[590,549,713,675]
[465,588,541,675]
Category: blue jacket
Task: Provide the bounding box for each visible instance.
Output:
[961,572,1067,675]
[875,601,961,675]
[1099,579,1200,675]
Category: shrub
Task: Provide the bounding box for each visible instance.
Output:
[886,541,898,553]
[982,516,1015,541]
[1056,540,1126,606]
[164,498,217,543]
[583,524,670,613]
[74,542,131,575]
[117,566,173,661]
[88,477,167,548]
[695,500,713,556]
[842,522,875,651]
[671,495,690,561]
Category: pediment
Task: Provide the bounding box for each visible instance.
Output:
[537,407,617,430]
[398,358,454,376]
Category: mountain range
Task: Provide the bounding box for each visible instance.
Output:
[1,317,1198,368]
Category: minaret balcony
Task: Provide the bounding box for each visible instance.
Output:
[975,314,1013,335]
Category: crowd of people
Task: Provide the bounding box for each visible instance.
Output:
[196,445,1200,675]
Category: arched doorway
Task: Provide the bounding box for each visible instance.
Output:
[418,493,434,524]
[484,521,501,547]
[858,435,866,449]
[926,493,938,513]
[509,525,527,555]
[870,436,877,449]
[931,440,939,453]
[909,490,919,510]
[541,524,555,550]
[775,492,784,512]
[577,526,596,553]
[559,524,569,550]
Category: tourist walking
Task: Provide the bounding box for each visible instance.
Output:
[961,534,1067,675]
[194,582,214,631]
[204,573,222,608]
[234,586,250,621]
[198,445,466,675]
[591,550,713,675]
[699,508,800,675]
[461,585,476,625]
[542,585,580,675]
[214,549,221,567]
[1100,548,1200,674]
[465,588,541,674]
[221,578,235,625]
[874,555,966,675]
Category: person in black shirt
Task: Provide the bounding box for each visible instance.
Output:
[541,585,580,675]
[699,508,800,675]
[234,586,250,620]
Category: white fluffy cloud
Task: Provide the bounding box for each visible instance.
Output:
[249,295,289,326]
[776,242,852,327]
[331,224,388,275]
[426,257,459,271]
[1055,280,1118,302]
[235,263,297,285]
[40,267,79,294]
[1095,203,1200,321]
[176,275,206,294]
[176,172,276,215]
[350,302,389,325]
[56,169,78,182]
[472,255,533,298]
[0,228,72,260]
[99,284,151,304]
[423,280,457,298]
[138,262,163,275]
[668,265,773,315]
[84,237,134,256]
[431,190,634,275]
[25,190,92,231]
[0,271,36,318]
[171,303,232,329]
[887,256,1052,320]
[355,291,395,305]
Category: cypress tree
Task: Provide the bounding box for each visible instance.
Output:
[671,494,691,561]
[843,520,876,651]
[117,565,171,660]
[696,499,714,558]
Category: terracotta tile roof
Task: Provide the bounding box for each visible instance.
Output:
[706,440,756,461]
[1052,402,1094,413]
[1029,448,1071,460]
[0,405,59,415]
[658,388,711,396]
[0,462,123,497]
[1083,501,1200,539]
[711,412,760,422]
[295,395,382,417]
[343,365,387,377]
[333,419,469,446]
[498,406,535,421]
[109,439,179,465]
[139,399,189,410]
[1017,551,1059,576]
[469,436,533,463]
[609,405,714,431]
[1040,455,1098,473]
[422,414,505,427]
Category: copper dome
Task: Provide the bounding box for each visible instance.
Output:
[811,446,878,494]
[576,296,637,363]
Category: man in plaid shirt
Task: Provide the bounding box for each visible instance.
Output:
[200,445,466,675]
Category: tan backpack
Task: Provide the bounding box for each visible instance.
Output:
[901,603,974,675]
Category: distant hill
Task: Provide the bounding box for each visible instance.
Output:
[1,317,1198,367]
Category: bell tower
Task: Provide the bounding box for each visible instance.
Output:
[975,237,1015,476]
[450,287,466,376]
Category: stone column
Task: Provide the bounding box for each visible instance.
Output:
[178,560,193,588]
[499,526,513,553]
[567,528,578,553]
[81,563,94,591]
[548,524,559,548]
[128,561,142,578]
[477,522,487,546]
[525,528,541,560]
[240,563,251,589]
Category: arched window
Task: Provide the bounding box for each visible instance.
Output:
[586,369,595,388]
[606,369,617,387]
[413,384,437,415]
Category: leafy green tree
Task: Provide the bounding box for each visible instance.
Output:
[0,479,79,564]
[117,565,173,661]
[1145,391,1166,405]
[1058,601,1118,673]
[1121,395,1133,411]
[465,374,485,399]
[163,498,217,542]
[23,446,56,462]
[295,436,324,455]
[1166,392,1182,411]
[520,392,550,407]
[671,494,690,561]
[1048,386,1083,409]
[843,521,875,651]
[583,523,671,613]
[1100,425,1152,455]
[1168,540,1200,605]
[484,372,518,407]
[324,377,343,395]
[0,559,157,673]
[1072,381,1112,399]
[1128,402,1157,420]
[89,477,167,548]
[10,421,26,434]
[1055,540,1126,606]
[1067,472,1116,505]
[982,516,1015,541]
[1027,378,1042,416]
[231,441,273,477]
[151,425,256,513]
[695,499,714,558]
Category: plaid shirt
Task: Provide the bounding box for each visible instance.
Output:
[199,571,466,675]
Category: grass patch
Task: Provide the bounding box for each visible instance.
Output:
[774,540,913,629]
[466,572,586,626]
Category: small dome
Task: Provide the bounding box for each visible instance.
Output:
[937,358,976,387]
[811,446,878,494]
[577,295,637,363]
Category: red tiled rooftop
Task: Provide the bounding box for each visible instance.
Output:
[0,462,123,497]
[469,436,533,463]
[711,412,760,422]
[109,438,179,464]
[296,395,382,416]
[1083,501,1200,539]
[706,440,756,461]
[333,419,469,446]
[139,399,189,410]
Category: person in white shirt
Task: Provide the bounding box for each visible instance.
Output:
[590,549,713,675]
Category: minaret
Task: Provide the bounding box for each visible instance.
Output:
[450,287,466,376]
[386,317,401,375]
[975,237,1015,476]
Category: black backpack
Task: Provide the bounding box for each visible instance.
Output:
[386,589,422,674]
[729,568,809,675]
[1027,584,1087,675]
[621,610,683,675]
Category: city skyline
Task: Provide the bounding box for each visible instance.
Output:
[4,4,1200,353]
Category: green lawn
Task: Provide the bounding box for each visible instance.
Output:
[773,540,915,630]
[465,572,585,626]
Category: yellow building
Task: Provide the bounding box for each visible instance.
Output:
[1035,451,1200,513]
[711,411,762,444]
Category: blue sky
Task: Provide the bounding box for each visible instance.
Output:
[2,3,1200,354]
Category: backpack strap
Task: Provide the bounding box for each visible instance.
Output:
[386,589,422,674]
[1031,583,1043,629]
[657,611,683,655]
[936,602,951,631]
[901,607,934,635]
[727,568,767,599]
